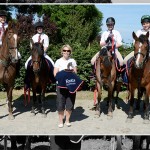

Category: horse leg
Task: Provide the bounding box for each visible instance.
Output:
[114,82,122,109]
[127,85,135,121]
[31,89,36,116]
[95,82,101,117]
[7,85,14,120]
[107,84,113,119]
[41,89,46,118]
[143,88,149,124]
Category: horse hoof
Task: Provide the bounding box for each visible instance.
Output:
[41,113,47,118]
[95,110,100,116]
[30,113,36,117]
[126,118,132,123]
[143,119,149,124]
[8,115,15,120]
[107,112,113,120]
[116,105,121,109]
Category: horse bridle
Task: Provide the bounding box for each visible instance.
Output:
[134,46,149,68]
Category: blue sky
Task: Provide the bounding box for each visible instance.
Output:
[95,4,150,45]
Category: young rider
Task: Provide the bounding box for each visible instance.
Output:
[124,15,150,65]
[91,17,123,82]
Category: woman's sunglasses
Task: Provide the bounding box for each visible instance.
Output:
[63,49,71,52]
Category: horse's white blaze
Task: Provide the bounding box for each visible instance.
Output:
[136,42,142,67]
[13,34,18,60]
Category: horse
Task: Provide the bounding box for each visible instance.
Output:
[26,40,51,117]
[0,21,19,120]
[94,47,116,119]
[127,31,150,123]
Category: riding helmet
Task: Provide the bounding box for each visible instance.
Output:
[0,10,7,17]
[141,15,150,24]
[35,21,44,29]
[106,17,115,25]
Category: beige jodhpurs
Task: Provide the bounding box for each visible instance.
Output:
[123,51,134,65]
[91,49,124,67]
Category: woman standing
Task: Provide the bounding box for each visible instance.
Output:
[54,44,82,128]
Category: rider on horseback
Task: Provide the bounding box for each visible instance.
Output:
[24,21,55,87]
[25,21,54,69]
[91,17,123,82]
[124,15,150,65]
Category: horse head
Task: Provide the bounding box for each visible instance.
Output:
[99,47,113,88]
[31,39,44,74]
[132,31,149,69]
[2,21,19,64]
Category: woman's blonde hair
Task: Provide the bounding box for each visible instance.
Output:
[61,44,72,55]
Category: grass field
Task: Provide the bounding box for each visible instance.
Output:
[0,88,128,103]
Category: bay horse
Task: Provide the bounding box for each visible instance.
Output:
[0,21,19,120]
[127,31,150,123]
[95,47,116,119]
[27,40,50,117]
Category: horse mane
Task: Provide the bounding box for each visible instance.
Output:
[99,47,112,67]
[139,34,149,44]
[99,47,108,56]
[2,28,8,44]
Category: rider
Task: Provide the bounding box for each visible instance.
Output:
[25,21,54,69]
[25,21,55,84]
[0,10,8,47]
[124,15,150,65]
[91,17,123,82]
[0,10,21,76]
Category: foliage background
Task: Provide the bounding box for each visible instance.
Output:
[0,5,133,91]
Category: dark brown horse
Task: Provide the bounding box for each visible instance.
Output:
[95,47,116,119]
[0,21,19,120]
[127,32,150,123]
[27,40,50,117]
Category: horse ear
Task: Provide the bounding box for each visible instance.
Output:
[132,32,138,41]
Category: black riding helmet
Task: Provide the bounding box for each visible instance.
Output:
[34,21,44,29]
[106,17,115,25]
[0,10,7,17]
[141,15,150,24]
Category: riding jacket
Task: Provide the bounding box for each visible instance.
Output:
[100,29,122,48]
[136,29,150,41]
[31,33,49,51]
[0,22,8,45]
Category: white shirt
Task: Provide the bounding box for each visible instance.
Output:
[136,29,150,41]
[32,33,49,49]
[100,29,122,46]
[54,57,77,72]
[0,22,8,45]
